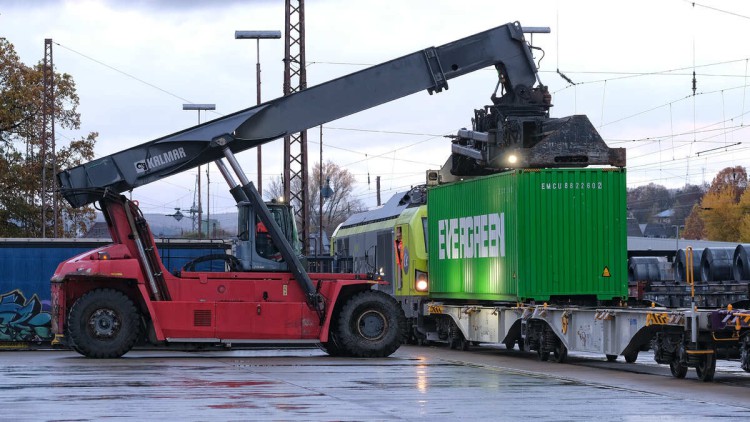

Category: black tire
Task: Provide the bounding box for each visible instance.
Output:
[67,289,141,358]
[605,354,618,362]
[335,290,406,358]
[320,330,348,357]
[504,339,516,350]
[624,351,638,364]
[669,359,688,379]
[695,354,716,382]
[537,349,550,361]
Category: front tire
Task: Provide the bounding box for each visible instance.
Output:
[320,330,347,356]
[67,289,141,358]
[334,290,406,358]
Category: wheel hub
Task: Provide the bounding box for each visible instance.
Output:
[356,309,387,341]
[88,308,121,338]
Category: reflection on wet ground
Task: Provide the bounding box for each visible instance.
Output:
[2,346,750,421]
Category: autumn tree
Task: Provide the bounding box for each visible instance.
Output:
[683,166,748,241]
[266,161,365,249]
[738,188,750,241]
[682,204,705,240]
[708,165,747,199]
[0,38,97,237]
[700,188,742,241]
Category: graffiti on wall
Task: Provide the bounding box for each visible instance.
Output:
[0,290,52,342]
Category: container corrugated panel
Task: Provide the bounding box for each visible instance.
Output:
[428,168,627,302]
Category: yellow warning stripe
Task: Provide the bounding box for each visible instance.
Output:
[685,350,714,355]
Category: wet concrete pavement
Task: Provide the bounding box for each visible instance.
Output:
[2,345,750,421]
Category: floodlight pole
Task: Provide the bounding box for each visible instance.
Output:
[235,30,281,198]
[182,103,216,239]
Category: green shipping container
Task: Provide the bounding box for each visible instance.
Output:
[428,168,627,302]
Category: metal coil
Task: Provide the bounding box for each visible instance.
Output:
[628,257,664,282]
[700,247,735,282]
[733,244,750,282]
[675,248,703,283]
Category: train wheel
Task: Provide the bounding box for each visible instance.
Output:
[624,351,639,363]
[456,336,470,351]
[741,337,750,373]
[537,348,550,361]
[605,354,618,362]
[336,290,406,358]
[447,320,469,350]
[669,359,688,379]
[551,342,568,363]
[67,289,141,359]
[695,354,716,382]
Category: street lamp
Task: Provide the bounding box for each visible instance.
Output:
[182,103,216,238]
[318,126,335,259]
[672,224,685,261]
[235,29,281,197]
[320,176,334,255]
[167,208,184,222]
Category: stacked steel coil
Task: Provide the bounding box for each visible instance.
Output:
[700,247,735,282]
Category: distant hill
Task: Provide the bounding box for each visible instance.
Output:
[93,212,239,238]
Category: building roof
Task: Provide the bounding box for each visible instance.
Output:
[655,209,674,218]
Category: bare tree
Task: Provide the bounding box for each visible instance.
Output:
[265,160,365,240]
[627,183,672,223]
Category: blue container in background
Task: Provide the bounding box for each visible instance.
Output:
[0,238,231,344]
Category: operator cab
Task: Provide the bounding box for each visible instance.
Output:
[235,200,303,271]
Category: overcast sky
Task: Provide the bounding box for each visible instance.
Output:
[3,0,750,216]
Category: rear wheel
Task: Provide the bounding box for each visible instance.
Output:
[67,289,141,358]
[624,351,638,363]
[605,354,618,362]
[335,290,406,358]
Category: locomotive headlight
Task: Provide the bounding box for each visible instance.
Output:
[507,154,518,165]
[415,270,429,292]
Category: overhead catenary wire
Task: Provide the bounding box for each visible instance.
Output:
[55,37,750,146]
[55,42,204,110]
[685,0,750,21]
[49,34,750,209]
